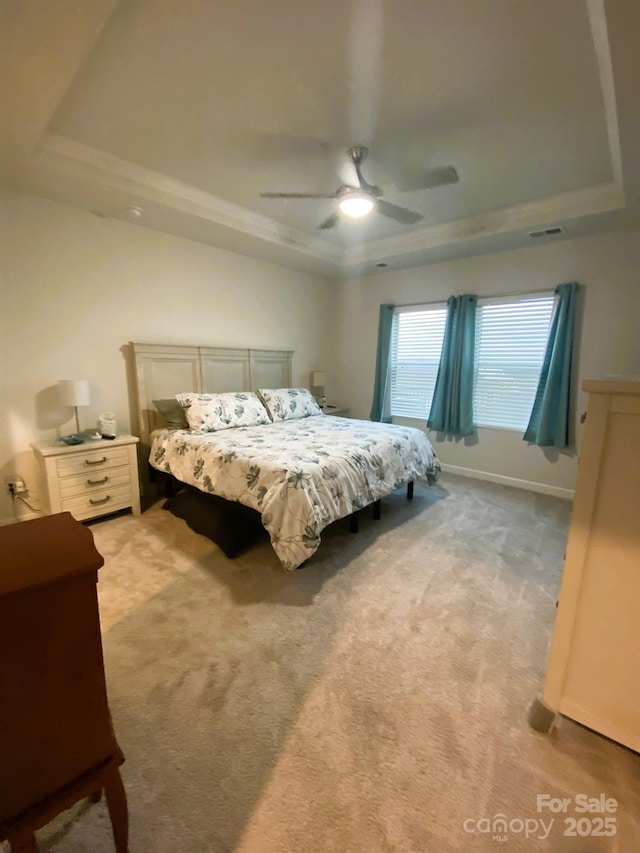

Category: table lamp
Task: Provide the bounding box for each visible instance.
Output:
[59,379,90,435]
[310,371,326,408]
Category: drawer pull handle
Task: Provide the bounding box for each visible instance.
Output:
[89,495,111,506]
[85,456,107,466]
[87,476,109,486]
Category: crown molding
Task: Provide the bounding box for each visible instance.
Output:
[342,180,625,267]
[35,135,624,273]
[587,0,623,184]
[35,133,343,265]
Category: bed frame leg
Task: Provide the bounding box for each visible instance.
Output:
[349,512,359,534]
[155,470,180,498]
[407,481,414,500]
[372,500,381,520]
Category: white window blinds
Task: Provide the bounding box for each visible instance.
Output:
[388,293,555,429]
[473,295,555,430]
[389,307,447,418]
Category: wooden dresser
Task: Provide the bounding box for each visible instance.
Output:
[529,380,640,751]
[0,513,128,852]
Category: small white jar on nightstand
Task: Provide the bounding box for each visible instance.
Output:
[31,435,141,522]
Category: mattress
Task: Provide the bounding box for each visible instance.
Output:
[150,415,440,570]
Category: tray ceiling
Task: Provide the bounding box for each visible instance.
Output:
[2,0,639,276]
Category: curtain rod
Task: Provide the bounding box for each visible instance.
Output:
[391,285,556,309]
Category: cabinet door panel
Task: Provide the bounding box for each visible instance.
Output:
[560,409,640,745]
[542,384,640,752]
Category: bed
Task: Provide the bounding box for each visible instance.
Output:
[132,343,440,570]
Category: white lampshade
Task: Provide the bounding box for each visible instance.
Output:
[58,379,90,407]
[338,189,375,218]
[311,371,326,386]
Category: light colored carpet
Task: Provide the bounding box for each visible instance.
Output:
[36,475,639,852]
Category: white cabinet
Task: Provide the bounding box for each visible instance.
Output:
[530,380,640,751]
[32,435,141,522]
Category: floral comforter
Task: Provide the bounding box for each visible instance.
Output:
[150,415,440,570]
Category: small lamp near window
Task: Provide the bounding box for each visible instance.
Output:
[310,371,327,408]
[58,379,90,435]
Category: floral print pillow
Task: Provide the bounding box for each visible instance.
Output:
[176,392,270,432]
[257,387,323,422]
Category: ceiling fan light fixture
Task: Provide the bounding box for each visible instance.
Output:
[338,189,375,218]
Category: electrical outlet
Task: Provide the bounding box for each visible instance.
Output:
[8,477,26,495]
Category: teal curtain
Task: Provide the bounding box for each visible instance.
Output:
[523,282,578,447]
[370,304,394,422]
[427,294,477,435]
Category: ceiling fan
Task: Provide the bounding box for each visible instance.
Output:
[259,145,459,230]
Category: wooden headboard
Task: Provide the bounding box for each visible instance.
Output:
[131,342,293,448]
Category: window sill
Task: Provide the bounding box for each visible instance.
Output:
[392,416,525,435]
[473,423,526,433]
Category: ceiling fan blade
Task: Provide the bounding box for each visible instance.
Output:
[318,214,339,230]
[259,192,336,199]
[377,199,423,225]
[394,165,460,193]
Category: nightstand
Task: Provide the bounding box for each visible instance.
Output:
[32,435,141,522]
[323,407,350,417]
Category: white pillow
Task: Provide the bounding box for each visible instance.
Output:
[257,388,323,422]
[176,391,270,432]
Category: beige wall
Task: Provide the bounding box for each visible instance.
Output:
[0,191,337,522]
[331,228,640,497]
[3,190,639,521]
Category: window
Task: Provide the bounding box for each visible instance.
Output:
[389,306,447,418]
[389,294,555,430]
[474,296,554,430]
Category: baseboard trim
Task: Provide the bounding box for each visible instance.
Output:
[439,463,575,500]
[0,510,40,525]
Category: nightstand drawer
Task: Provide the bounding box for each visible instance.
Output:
[58,466,131,500]
[56,447,129,478]
[61,483,133,520]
